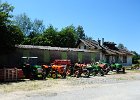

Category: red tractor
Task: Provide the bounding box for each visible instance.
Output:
[98,63,110,75]
[73,63,90,78]
[49,60,72,79]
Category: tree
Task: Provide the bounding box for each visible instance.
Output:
[14,13,32,36]
[32,19,45,34]
[59,25,78,47]
[118,43,126,49]
[0,1,14,25]
[0,2,24,53]
[85,35,93,41]
[43,25,58,46]
[31,35,50,46]
[76,25,85,40]
[14,13,46,45]
[14,13,45,36]
[131,51,140,64]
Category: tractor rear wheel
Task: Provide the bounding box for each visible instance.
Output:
[122,67,125,73]
[92,70,97,76]
[85,70,90,78]
[61,72,66,79]
[116,68,119,73]
[100,69,104,76]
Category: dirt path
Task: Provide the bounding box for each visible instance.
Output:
[26,80,140,100]
[0,70,140,100]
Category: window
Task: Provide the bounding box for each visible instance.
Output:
[105,55,110,63]
[115,56,119,63]
[84,45,86,49]
[123,56,127,63]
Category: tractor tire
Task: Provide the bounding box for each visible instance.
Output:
[110,67,113,71]
[122,67,125,73]
[100,70,104,76]
[92,70,98,76]
[66,69,71,76]
[83,70,90,78]
[42,69,47,80]
[75,70,80,78]
[29,73,35,80]
[116,68,119,73]
[98,69,104,76]
[85,70,90,78]
[51,71,58,79]
[61,73,66,79]
[104,70,108,75]
[104,68,110,75]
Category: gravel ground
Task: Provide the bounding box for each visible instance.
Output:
[0,70,140,100]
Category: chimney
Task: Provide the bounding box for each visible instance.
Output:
[98,38,101,45]
[102,38,104,46]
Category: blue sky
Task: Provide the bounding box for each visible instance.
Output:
[2,0,140,54]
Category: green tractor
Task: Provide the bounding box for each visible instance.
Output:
[110,63,125,73]
[21,57,46,80]
[87,63,104,76]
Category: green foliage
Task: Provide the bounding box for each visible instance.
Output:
[59,25,78,47]
[21,24,92,47]
[31,35,48,46]
[32,19,45,34]
[43,25,58,46]
[0,2,24,53]
[131,51,140,64]
[14,13,32,36]
[0,25,23,48]
[76,25,85,40]
[118,43,127,49]
[14,13,45,36]
[85,35,93,41]
[6,1,91,48]
[23,24,80,48]
[0,2,14,24]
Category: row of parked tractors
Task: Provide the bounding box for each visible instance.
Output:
[21,57,125,80]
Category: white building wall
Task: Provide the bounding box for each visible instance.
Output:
[122,55,132,66]
[100,52,103,61]
[78,42,85,49]
[127,55,132,66]
[119,55,123,63]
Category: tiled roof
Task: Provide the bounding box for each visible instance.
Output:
[78,39,133,55]
[80,39,102,49]
[102,45,133,55]
[118,49,134,55]
[102,47,116,55]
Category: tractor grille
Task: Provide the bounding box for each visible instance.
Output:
[37,68,43,73]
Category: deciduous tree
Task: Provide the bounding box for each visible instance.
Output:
[0,2,24,53]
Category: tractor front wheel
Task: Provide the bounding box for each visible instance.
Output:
[66,69,71,76]
[75,70,80,78]
[51,71,58,79]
